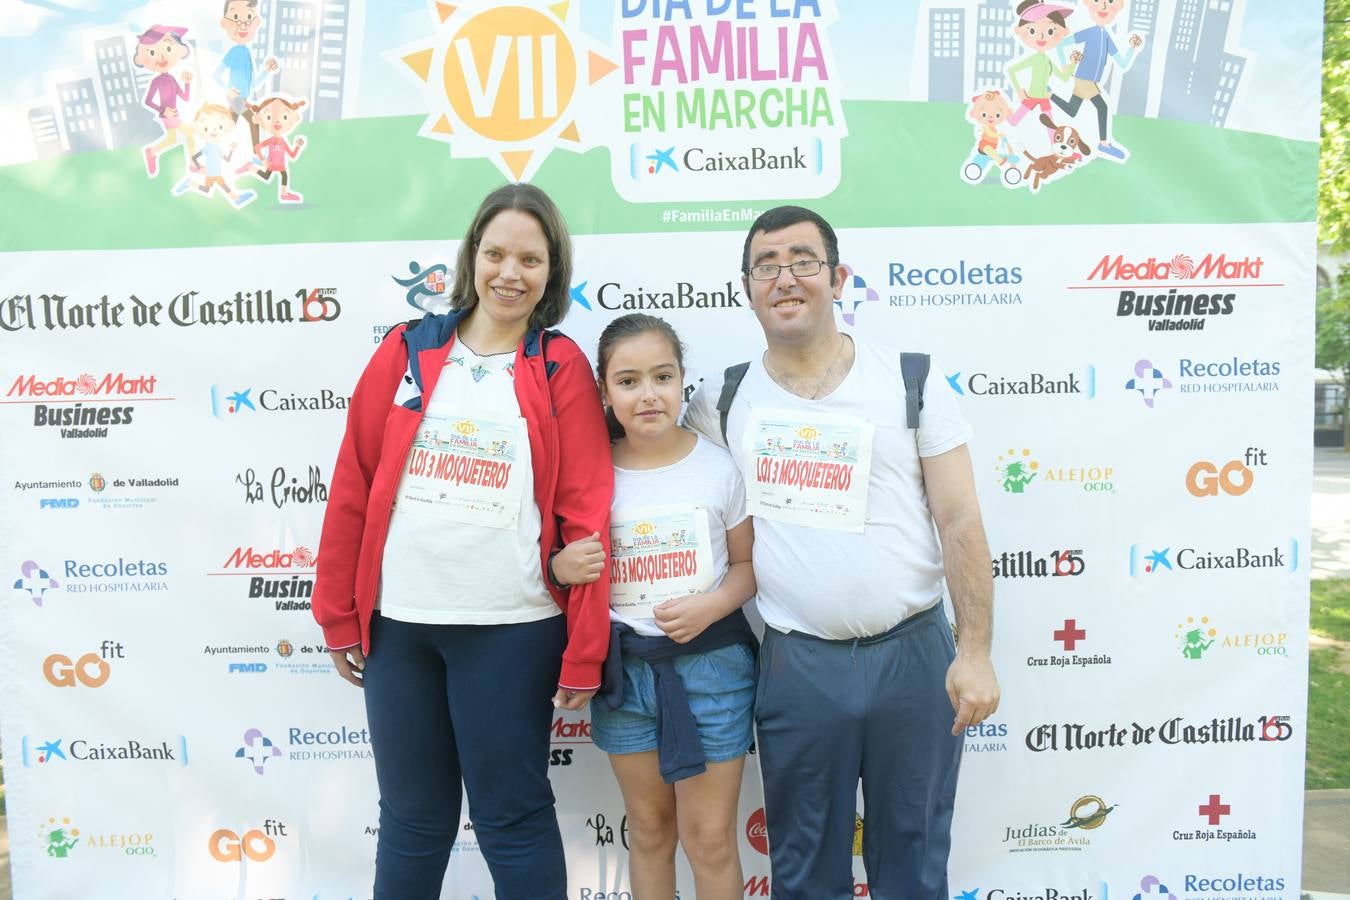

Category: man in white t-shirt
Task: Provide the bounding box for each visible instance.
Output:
[684,206,999,900]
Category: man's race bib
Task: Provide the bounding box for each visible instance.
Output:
[394,412,528,529]
[609,504,714,621]
[743,409,874,533]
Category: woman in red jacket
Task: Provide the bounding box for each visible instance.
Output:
[312,183,613,900]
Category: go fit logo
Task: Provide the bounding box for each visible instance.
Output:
[1186,448,1267,497]
[43,641,123,687]
[208,820,287,862]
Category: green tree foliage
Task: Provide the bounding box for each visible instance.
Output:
[1317,270,1350,449]
[1322,1,1350,250]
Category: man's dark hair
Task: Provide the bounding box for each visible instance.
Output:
[741,205,840,285]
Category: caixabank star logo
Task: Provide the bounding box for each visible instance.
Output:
[395,1,620,182]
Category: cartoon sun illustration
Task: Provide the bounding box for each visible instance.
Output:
[396,1,620,181]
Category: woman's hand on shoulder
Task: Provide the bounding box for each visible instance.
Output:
[329,647,366,687]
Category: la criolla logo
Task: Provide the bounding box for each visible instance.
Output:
[394,1,620,182]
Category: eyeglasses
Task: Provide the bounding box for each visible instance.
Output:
[746,259,830,281]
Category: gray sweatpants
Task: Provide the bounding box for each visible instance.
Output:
[754,602,962,900]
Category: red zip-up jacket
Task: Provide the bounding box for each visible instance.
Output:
[311,311,613,690]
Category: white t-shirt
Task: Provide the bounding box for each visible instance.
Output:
[609,434,747,637]
[378,337,558,624]
[685,338,971,640]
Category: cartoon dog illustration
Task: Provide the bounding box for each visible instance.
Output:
[1021,112,1092,191]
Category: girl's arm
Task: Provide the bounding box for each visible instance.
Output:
[653,518,755,644]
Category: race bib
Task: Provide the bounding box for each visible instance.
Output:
[743,409,874,533]
[394,412,528,529]
[609,504,714,621]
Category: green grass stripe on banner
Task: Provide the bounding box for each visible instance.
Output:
[0,101,1319,252]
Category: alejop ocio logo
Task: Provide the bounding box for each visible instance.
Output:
[0,289,338,333]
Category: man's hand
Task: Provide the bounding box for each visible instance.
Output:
[329,647,365,688]
[183,71,194,84]
[945,652,999,736]
[1129,33,1144,49]
[652,593,717,644]
[266,57,280,73]
[552,687,597,710]
[1070,49,1084,64]
[552,532,604,585]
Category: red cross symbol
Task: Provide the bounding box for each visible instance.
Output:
[1053,619,1086,651]
[1198,794,1231,825]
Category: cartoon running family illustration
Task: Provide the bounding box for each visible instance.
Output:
[960,0,1144,193]
[136,2,307,210]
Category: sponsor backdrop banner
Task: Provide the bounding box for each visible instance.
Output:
[0,1,1318,898]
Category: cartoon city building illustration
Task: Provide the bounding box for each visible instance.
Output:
[928,7,967,101]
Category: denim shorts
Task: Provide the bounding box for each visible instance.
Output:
[591,642,756,760]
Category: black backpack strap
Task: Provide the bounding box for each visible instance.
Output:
[717,362,751,445]
[900,352,930,430]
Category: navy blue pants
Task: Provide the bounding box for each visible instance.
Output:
[754,603,962,900]
[363,613,568,900]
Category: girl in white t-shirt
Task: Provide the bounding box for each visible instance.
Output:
[553,313,756,900]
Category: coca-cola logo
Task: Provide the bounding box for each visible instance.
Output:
[746,807,768,855]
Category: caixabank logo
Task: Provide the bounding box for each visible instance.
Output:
[209,383,351,418]
[5,371,167,440]
[21,733,187,768]
[954,887,1105,900]
[1128,540,1300,577]
[576,276,745,311]
[1071,250,1272,332]
[948,366,1095,399]
[210,545,316,611]
[889,259,1024,310]
[0,289,339,333]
